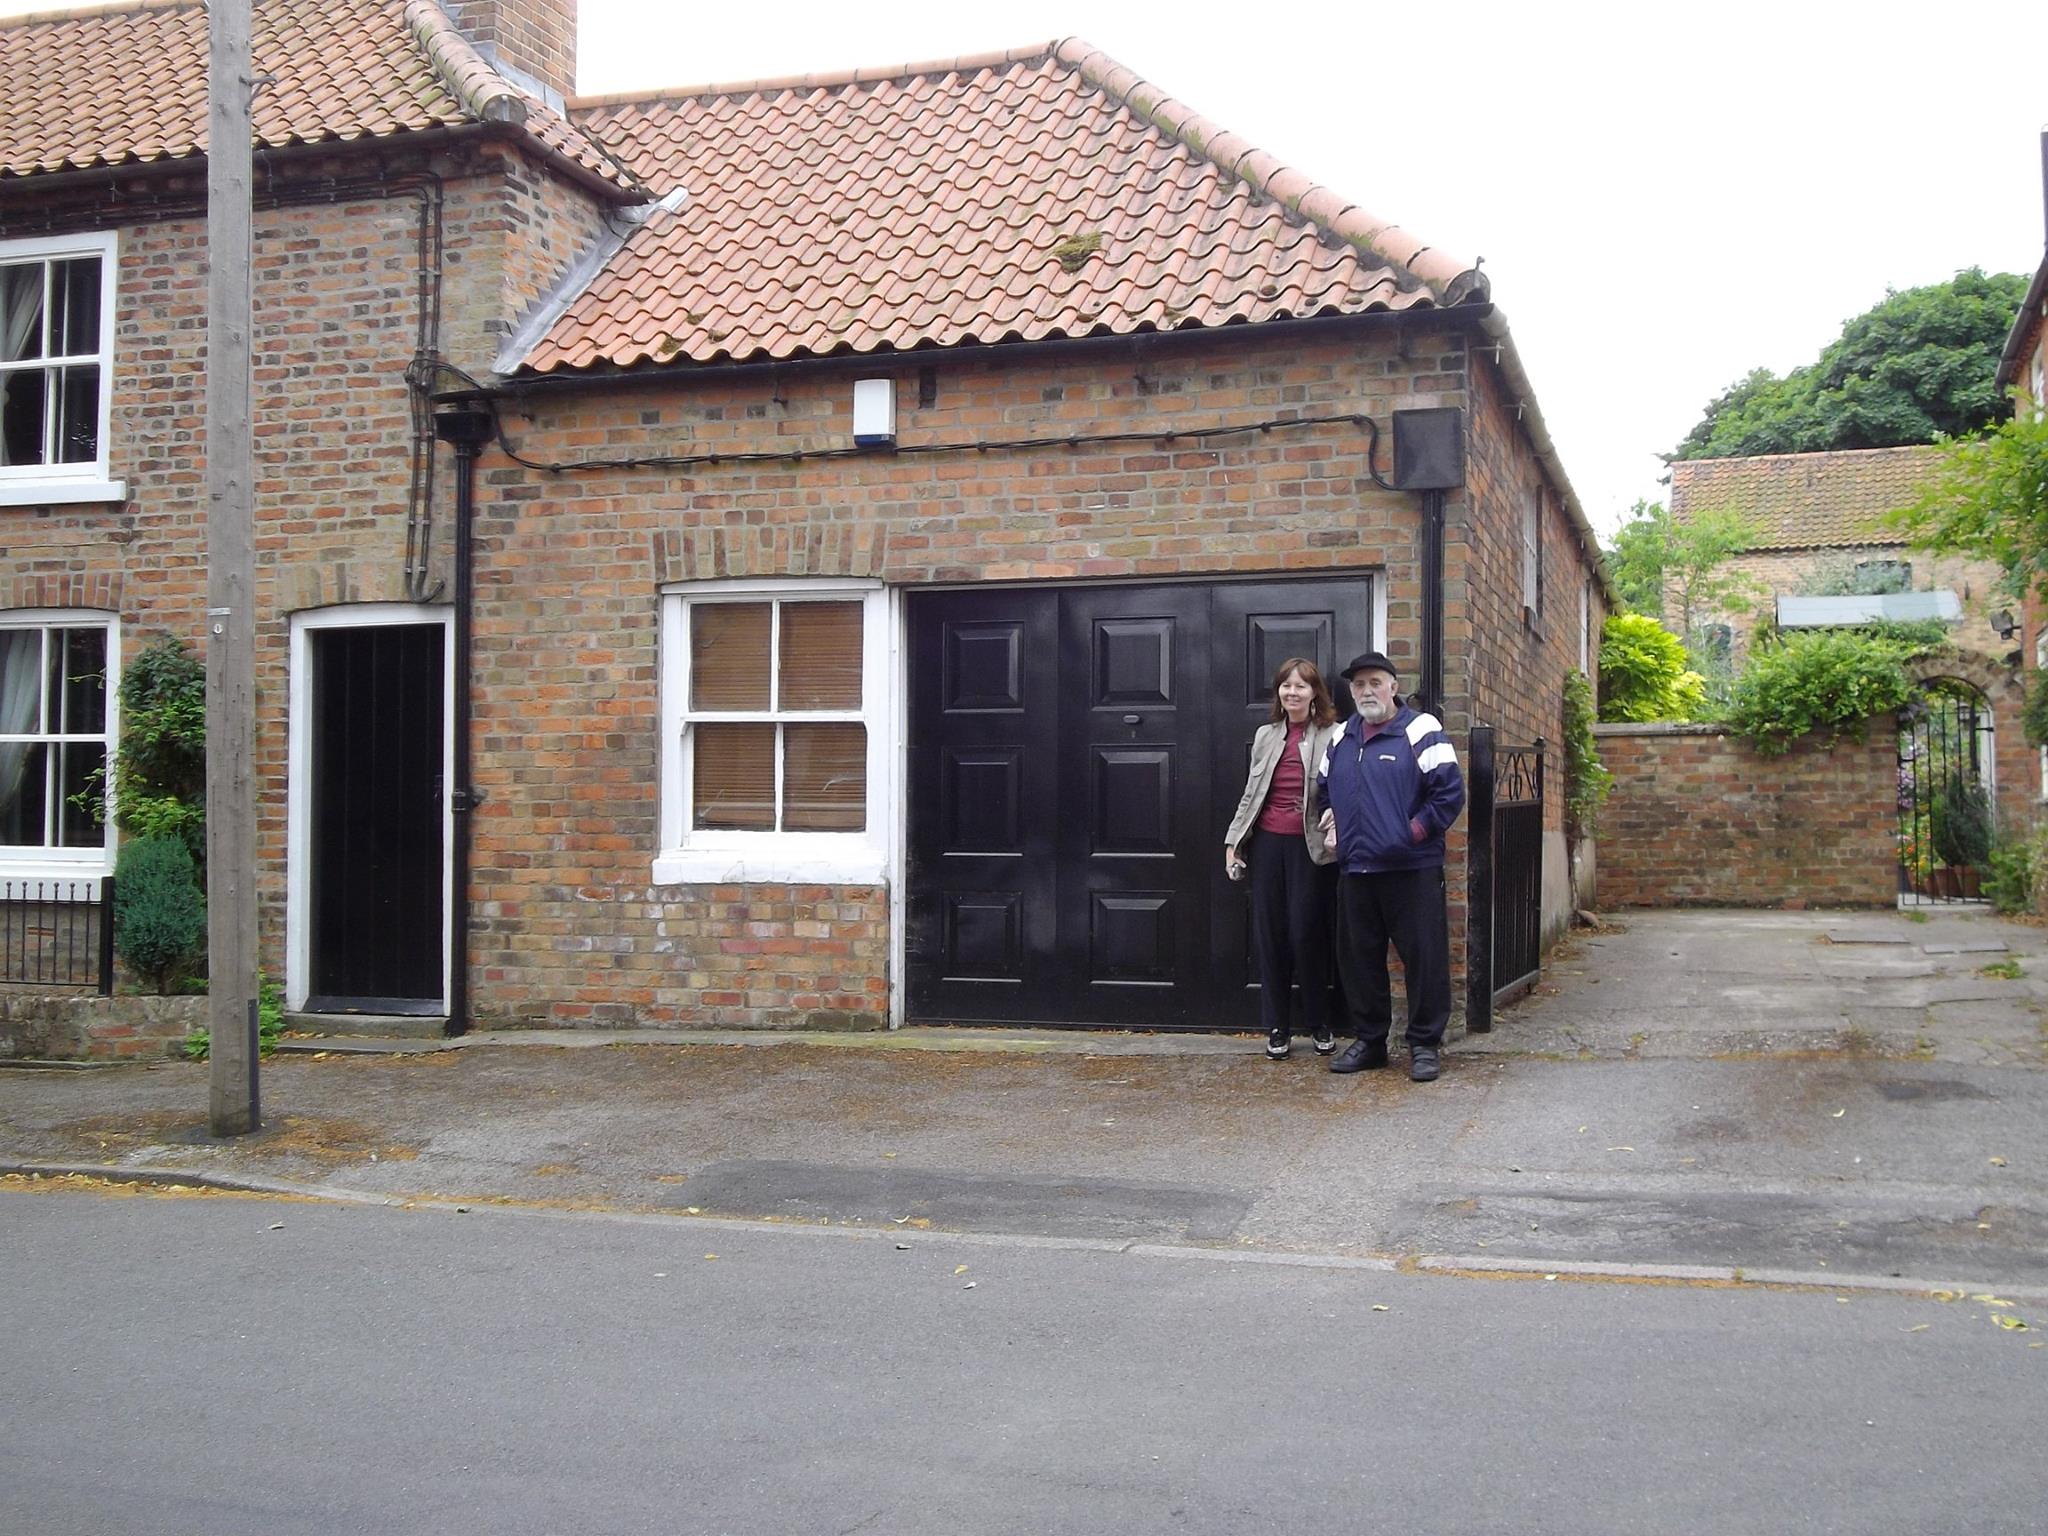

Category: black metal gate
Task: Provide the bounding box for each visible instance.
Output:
[1465,728,1544,1033]
[1897,680,1992,905]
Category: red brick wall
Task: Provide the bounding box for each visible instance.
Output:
[445,0,578,96]
[1593,723,1897,908]
[5,148,1605,1032]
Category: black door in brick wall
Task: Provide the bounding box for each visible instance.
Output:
[307,624,445,1014]
[907,577,1374,1029]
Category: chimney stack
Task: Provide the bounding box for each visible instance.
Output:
[444,0,577,104]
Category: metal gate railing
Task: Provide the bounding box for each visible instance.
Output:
[0,877,116,994]
[1897,680,1993,905]
[1466,729,1544,1034]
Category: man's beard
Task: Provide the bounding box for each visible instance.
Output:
[1355,695,1395,723]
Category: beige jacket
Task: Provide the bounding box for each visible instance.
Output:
[1224,718,1341,864]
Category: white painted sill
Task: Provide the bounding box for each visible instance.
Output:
[0,479,127,507]
[652,847,887,887]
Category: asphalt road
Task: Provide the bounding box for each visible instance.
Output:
[5,1185,2041,1536]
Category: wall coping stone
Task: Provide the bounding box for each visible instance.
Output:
[1593,722,1729,738]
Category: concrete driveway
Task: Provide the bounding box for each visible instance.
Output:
[3,906,2043,1294]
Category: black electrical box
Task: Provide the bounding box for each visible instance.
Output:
[1392,407,1464,491]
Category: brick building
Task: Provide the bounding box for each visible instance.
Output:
[1,0,1607,1036]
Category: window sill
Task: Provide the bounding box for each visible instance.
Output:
[0,861,111,895]
[0,479,127,508]
[653,846,887,887]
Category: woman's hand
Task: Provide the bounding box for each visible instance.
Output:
[1318,808,1337,852]
[1224,846,1247,879]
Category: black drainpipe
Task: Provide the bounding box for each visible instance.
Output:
[1390,409,1466,715]
[431,402,495,1035]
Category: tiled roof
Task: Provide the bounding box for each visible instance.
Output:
[1668,446,1945,550]
[526,39,1486,372]
[0,0,641,193]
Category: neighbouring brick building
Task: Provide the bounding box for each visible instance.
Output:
[1,0,1608,1038]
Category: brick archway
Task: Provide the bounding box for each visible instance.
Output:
[1905,647,2030,832]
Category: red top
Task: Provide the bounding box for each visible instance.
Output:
[1257,721,1307,835]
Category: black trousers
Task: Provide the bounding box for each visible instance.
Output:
[1248,828,1334,1037]
[1335,865,1452,1049]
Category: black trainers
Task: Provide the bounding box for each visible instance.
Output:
[1329,1038,1388,1074]
[1311,1025,1335,1055]
[1409,1046,1441,1082]
[1265,1028,1291,1060]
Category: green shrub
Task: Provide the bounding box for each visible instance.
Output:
[1561,669,1610,842]
[1933,778,1993,868]
[1598,614,1707,722]
[1984,830,2034,915]
[116,638,207,864]
[114,834,206,994]
[1723,630,1917,755]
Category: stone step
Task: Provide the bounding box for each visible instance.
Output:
[281,1011,449,1041]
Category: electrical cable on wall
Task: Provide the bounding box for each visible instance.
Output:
[425,360,1401,488]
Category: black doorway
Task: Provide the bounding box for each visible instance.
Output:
[906,576,1374,1029]
[306,623,446,1014]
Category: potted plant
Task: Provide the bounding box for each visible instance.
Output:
[1932,778,1994,898]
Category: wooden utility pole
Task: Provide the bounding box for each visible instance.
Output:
[206,0,259,1136]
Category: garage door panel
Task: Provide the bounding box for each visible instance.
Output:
[941,747,1021,853]
[1090,892,1175,984]
[1091,747,1173,855]
[910,576,1375,1029]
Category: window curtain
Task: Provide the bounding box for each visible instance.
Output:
[0,630,43,828]
[0,266,44,467]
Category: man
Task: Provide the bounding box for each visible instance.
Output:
[1315,653,1466,1082]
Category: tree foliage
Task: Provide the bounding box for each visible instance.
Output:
[1890,408,2048,604]
[1561,669,1610,843]
[1600,499,1763,633]
[1597,614,1706,723]
[1672,269,2027,461]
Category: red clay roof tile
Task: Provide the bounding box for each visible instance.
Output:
[529,38,1484,372]
[0,0,640,193]
[1669,446,1946,550]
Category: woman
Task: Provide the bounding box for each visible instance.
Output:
[1223,658,1342,1059]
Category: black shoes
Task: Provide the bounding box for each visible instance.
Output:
[1311,1025,1335,1056]
[1409,1046,1441,1082]
[1266,1028,1291,1060]
[1329,1038,1389,1074]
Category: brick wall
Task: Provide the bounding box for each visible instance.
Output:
[1705,544,2013,660]
[1593,723,1897,908]
[445,0,578,96]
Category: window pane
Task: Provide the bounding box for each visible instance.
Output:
[57,741,103,847]
[1,368,48,467]
[1,264,45,361]
[56,628,106,734]
[55,258,100,356]
[690,603,770,710]
[778,601,863,710]
[57,364,98,464]
[692,723,773,829]
[0,629,43,735]
[784,723,866,831]
[0,742,48,846]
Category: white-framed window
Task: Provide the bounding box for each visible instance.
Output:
[657,578,895,884]
[1578,580,1591,671]
[1521,488,1542,618]
[0,232,123,506]
[0,610,118,875]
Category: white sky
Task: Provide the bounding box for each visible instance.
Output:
[571,0,2048,539]
[7,0,2042,539]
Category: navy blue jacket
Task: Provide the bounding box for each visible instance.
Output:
[1316,704,1466,874]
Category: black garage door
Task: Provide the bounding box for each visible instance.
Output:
[906,577,1374,1029]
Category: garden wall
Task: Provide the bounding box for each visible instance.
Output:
[0,994,203,1062]
[1593,721,1896,908]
